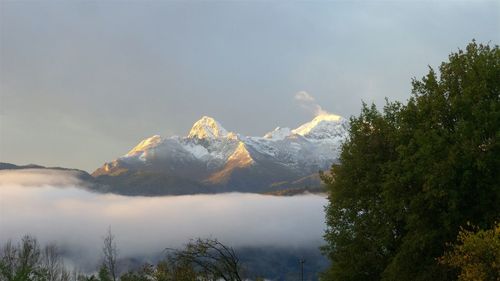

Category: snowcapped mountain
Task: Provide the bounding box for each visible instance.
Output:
[92,114,349,195]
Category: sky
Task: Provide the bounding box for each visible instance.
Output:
[1,1,499,172]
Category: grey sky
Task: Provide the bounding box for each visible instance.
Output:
[1,1,499,172]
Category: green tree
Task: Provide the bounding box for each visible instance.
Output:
[97,265,112,281]
[0,235,49,281]
[320,103,400,280]
[120,264,152,281]
[322,41,500,281]
[439,223,500,281]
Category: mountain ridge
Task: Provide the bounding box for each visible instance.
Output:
[91,114,348,195]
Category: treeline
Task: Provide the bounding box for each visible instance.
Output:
[0,231,326,281]
[321,41,499,280]
[0,232,244,281]
[0,235,73,281]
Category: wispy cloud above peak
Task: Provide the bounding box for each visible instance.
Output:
[294,91,330,116]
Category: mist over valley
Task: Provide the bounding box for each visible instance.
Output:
[0,169,328,279]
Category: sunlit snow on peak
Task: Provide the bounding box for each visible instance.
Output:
[313,113,343,122]
[188,116,229,139]
[126,135,163,157]
[94,114,349,181]
[292,113,346,137]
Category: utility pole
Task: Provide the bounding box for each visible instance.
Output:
[299,259,305,281]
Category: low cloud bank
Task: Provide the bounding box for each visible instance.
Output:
[0,168,84,186]
[0,169,327,269]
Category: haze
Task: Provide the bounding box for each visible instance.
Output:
[0,169,327,269]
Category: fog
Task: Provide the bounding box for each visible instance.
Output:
[0,169,327,269]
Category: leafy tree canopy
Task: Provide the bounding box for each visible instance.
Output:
[322,40,499,281]
[439,222,500,281]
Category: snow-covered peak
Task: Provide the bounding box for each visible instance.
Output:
[292,114,347,139]
[94,113,349,187]
[126,135,162,157]
[263,127,292,140]
[188,116,229,139]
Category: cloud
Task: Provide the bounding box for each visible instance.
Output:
[0,169,84,186]
[294,91,315,102]
[0,169,327,270]
[294,91,329,116]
